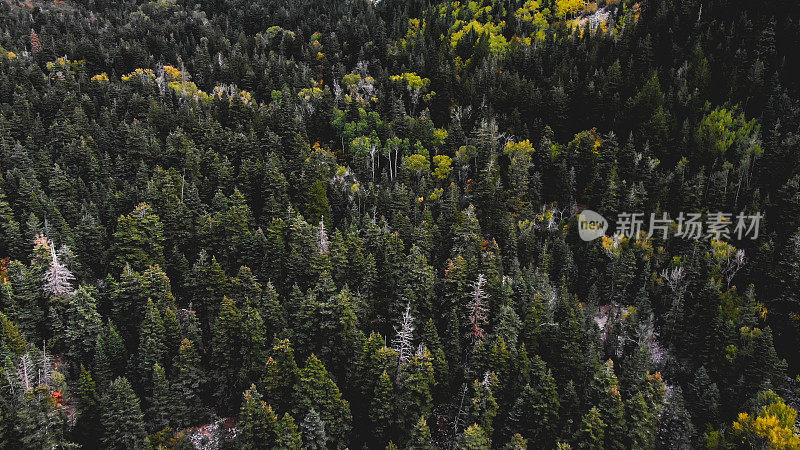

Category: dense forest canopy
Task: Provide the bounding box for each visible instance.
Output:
[0,0,800,448]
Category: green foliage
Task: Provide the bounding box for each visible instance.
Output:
[293,355,352,449]
[0,0,795,447]
[100,377,150,449]
[111,203,165,274]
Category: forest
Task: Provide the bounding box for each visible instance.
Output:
[0,0,799,448]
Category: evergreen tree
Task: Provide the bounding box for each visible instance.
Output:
[94,320,125,386]
[262,339,300,414]
[301,408,327,450]
[505,356,559,447]
[371,370,396,445]
[211,296,242,411]
[147,363,173,432]
[458,424,491,450]
[100,377,149,450]
[111,203,165,274]
[172,338,204,428]
[655,389,694,450]
[73,366,101,448]
[572,407,605,450]
[138,298,165,387]
[407,416,434,449]
[293,355,352,449]
[238,385,279,449]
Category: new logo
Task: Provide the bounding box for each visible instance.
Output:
[577,209,608,241]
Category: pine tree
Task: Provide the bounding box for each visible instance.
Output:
[301,408,327,450]
[259,281,286,342]
[458,424,491,449]
[396,348,435,442]
[172,338,204,428]
[686,366,719,430]
[147,363,173,432]
[138,299,165,387]
[504,434,528,449]
[160,307,181,371]
[239,384,279,449]
[505,356,559,447]
[276,412,303,449]
[407,416,434,449]
[399,246,435,321]
[211,296,242,411]
[6,260,45,340]
[100,377,149,449]
[188,250,228,339]
[467,374,499,438]
[420,318,449,394]
[111,203,165,274]
[0,178,24,259]
[293,355,352,449]
[94,320,125,386]
[262,339,300,414]
[655,388,694,450]
[572,407,605,450]
[588,360,626,450]
[0,311,27,355]
[112,266,144,349]
[16,384,76,449]
[371,370,396,445]
[625,392,655,449]
[73,366,100,448]
[239,306,268,386]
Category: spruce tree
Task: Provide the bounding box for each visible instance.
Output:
[147,363,173,432]
[73,366,100,447]
[239,385,279,449]
[407,416,434,449]
[172,338,204,428]
[293,355,352,449]
[572,407,605,450]
[211,296,242,411]
[505,356,559,447]
[301,408,327,450]
[458,424,491,450]
[371,370,396,445]
[100,377,149,450]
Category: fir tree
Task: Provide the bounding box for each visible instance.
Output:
[100,377,149,450]
[458,424,491,449]
[147,363,173,432]
[239,385,279,449]
[301,408,327,450]
[293,355,352,449]
[172,338,204,428]
[407,416,434,449]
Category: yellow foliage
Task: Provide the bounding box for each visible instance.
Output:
[433,128,449,146]
[390,72,430,91]
[504,139,535,157]
[555,0,585,18]
[91,73,109,83]
[121,68,155,82]
[163,65,182,81]
[432,154,453,179]
[403,154,430,174]
[710,238,737,261]
[730,392,800,449]
[450,20,508,53]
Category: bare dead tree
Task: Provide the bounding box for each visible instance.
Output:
[393,304,415,366]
